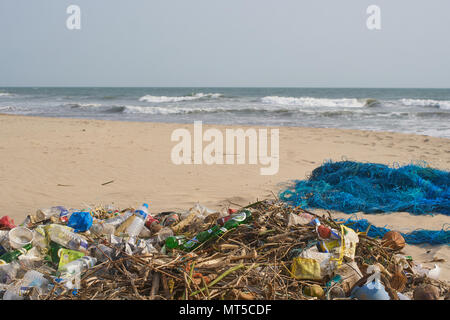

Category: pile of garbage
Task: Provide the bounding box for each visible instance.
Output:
[0,200,448,300]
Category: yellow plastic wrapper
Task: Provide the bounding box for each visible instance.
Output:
[291,257,322,280]
[341,226,359,260]
[57,248,85,270]
[324,225,360,267]
[319,239,340,253]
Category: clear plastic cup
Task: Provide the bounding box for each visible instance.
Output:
[8,227,34,250]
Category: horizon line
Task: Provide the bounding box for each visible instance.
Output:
[1,86,450,89]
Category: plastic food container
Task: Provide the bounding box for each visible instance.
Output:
[8,227,34,249]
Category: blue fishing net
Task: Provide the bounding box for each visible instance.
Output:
[279,161,450,216]
[339,217,449,245]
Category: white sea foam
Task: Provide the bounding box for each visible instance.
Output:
[122,104,366,115]
[399,99,450,110]
[66,103,103,108]
[0,93,13,97]
[261,96,367,108]
[0,106,31,113]
[138,93,223,103]
[123,105,228,115]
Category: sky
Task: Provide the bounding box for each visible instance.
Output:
[0,0,449,88]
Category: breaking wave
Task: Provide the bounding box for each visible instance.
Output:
[65,103,103,109]
[123,105,228,114]
[399,99,450,110]
[0,106,15,111]
[119,105,382,116]
[0,93,13,97]
[261,96,377,108]
[139,93,223,103]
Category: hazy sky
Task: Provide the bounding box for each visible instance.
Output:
[1,0,449,87]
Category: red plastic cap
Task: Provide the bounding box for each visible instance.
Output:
[318,225,331,238]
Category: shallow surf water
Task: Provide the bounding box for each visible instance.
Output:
[1,87,449,138]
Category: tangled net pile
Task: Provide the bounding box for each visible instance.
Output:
[340,217,450,245]
[279,161,450,215]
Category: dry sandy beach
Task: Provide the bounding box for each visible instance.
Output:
[0,114,449,281]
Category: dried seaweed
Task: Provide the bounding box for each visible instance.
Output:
[14,200,449,300]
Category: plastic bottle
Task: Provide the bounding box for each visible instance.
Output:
[0,230,9,249]
[90,222,116,236]
[32,226,48,250]
[0,243,33,265]
[125,204,149,237]
[91,244,115,262]
[46,224,89,253]
[103,210,133,227]
[2,270,49,300]
[21,270,49,298]
[36,206,68,221]
[59,256,97,277]
[0,261,20,284]
[171,203,212,233]
[2,281,26,300]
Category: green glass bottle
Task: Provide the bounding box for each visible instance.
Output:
[165,235,187,249]
[179,209,253,252]
[0,243,33,265]
[182,225,227,251]
[222,209,252,230]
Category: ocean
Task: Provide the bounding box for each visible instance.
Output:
[0,87,449,138]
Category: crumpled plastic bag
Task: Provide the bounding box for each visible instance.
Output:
[67,211,93,233]
[17,247,45,268]
[291,257,322,280]
[287,212,315,226]
[300,247,334,277]
[0,216,16,230]
[412,264,440,280]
